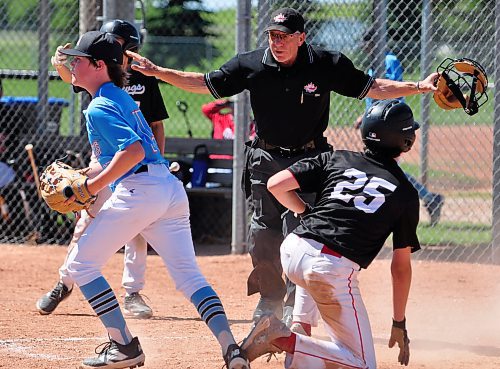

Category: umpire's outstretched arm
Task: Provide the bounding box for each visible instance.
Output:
[127,50,210,95]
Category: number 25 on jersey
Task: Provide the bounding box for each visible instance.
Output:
[330,168,396,214]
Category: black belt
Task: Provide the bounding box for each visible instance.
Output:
[256,138,316,157]
[135,165,148,174]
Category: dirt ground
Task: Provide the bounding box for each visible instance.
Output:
[0,244,499,369]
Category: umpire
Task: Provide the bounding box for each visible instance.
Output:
[127,7,438,325]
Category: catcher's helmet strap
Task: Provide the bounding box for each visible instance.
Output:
[467,73,479,114]
[442,72,470,112]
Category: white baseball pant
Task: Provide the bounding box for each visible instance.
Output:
[66,165,208,300]
[59,158,148,294]
[281,233,375,369]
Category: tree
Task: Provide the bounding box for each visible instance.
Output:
[140,0,216,69]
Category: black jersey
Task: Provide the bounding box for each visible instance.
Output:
[125,70,168,124]
[289,150,420,268]
[205,43,373,148]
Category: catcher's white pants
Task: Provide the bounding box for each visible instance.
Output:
[59,186,148,294]
[66,165,208,299]
[281,233,375,369]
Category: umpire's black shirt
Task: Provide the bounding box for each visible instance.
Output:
[289,150,421,269]
[205,43,374,148]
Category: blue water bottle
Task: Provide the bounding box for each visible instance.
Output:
[191,144,209,187]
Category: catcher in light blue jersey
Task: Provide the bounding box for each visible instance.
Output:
[58,30,249,369]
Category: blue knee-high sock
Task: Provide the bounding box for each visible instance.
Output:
[191,286,231,338]
[80,276,131,345]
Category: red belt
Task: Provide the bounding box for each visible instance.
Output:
[321,245,341,258]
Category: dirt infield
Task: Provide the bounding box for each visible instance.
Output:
[1,244,499,369]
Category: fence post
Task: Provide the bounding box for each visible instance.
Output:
[103,0,135,23]
[37,0,50,136]
[257,0,271,47]
[372,0,387,79]
[419,0,432,187]
[492,0,500,264]
[232,0,252,255]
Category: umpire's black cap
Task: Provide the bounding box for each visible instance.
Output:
[60,31,123,64]
[264,8,305,34]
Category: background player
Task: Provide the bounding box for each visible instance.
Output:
[126,7,437,327]
[36,19,168,319]
[354,27,444,226]
[242,99,419,368]
[56,30,248,369]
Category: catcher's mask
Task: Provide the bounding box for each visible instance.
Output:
[435,57,488,116]
[361,99,419,158]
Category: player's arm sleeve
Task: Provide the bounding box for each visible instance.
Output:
[325,52,374,100]
[287,152,330,193]
[392,194,421,253]
[204,55,247,99]
[89,102,141,152]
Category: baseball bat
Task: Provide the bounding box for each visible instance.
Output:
[25,143,42,199]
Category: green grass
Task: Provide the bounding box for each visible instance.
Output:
[398,162,481,188]
[417,222,491,246]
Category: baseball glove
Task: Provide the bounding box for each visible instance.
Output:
[39,161,96,214]
[433,58,488,116]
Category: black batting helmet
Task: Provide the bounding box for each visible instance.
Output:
[100,19,140,52]
[360,99,419,157]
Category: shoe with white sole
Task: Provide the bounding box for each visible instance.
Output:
[81,337,145,369]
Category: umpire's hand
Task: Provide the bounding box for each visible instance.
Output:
[388,318,410,366]
[127,50,159,77]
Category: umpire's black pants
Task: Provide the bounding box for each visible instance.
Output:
[243,137,330,303]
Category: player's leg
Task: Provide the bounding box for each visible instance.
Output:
[66,179,164,368]
[405,171,444,226]
[35,211,91,314]
[282,190,317,329]
[122,234,152,319]
[280,234,375,369]
[247,148,291,324]
[36,186,112,315]
[242,234,371,368]
[289,284,319,335]
[141,176,248,369]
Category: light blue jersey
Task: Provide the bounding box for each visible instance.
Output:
[84,82,168,190]
[365,52,404,109]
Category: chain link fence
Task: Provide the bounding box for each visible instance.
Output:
[0,0,498,264]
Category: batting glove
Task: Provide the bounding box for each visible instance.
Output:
[388,318,410,366]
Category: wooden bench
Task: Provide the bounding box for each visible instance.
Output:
[164,137,234,199]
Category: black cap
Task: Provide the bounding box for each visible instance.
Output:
[60,31,123,64]
[264,8,304,34]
